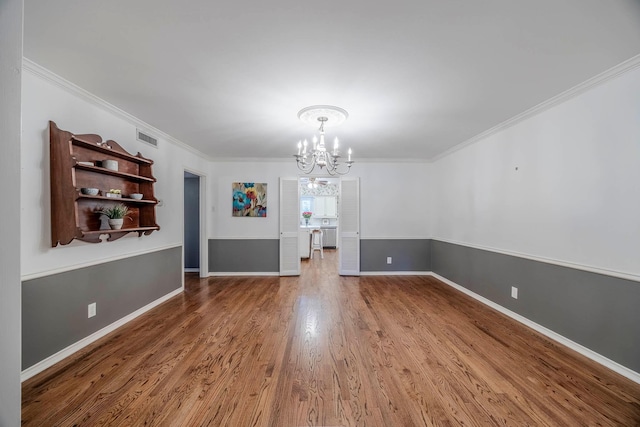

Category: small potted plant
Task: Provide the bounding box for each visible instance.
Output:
[96,204,131,230]
[106,189,122,198]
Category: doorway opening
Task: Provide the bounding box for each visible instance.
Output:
[183,170,208,277]
[298,176,340,270]
[279,176,359,276]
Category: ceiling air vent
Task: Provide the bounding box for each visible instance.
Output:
[136,129,158,148]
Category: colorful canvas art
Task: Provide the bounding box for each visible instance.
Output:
[232,182,267,217]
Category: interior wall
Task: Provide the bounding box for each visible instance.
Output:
[209,161,431,240]
[20,63,211,373]
[0,0,23,423]
[208,161,298,240]
[22,247,182,369]
[208,161,431,272]
[21,65,211,277]
[431,65,640,279]
[432,240,640,373]
[430,63,640,376]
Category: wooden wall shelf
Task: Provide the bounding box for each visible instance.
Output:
[50,121,160,246]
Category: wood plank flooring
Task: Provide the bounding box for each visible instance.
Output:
[22,250,640,426]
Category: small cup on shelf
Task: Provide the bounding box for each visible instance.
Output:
[129,193,143,200]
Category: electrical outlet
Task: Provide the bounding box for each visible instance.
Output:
[387,257,392,264]
[511,287,518,299]
[88,302,97,318]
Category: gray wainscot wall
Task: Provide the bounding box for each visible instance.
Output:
[22,246,182,370]
[207,236,640,376]
[431,239,640,374]
[360,239,431,272]
[209,239,279,273]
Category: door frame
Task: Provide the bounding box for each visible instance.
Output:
[278,175,359,276]
[183,167,208,279]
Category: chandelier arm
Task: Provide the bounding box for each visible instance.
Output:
[296,157,317,174]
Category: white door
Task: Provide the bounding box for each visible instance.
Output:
[339,177,360,275]
[279,177,300,276]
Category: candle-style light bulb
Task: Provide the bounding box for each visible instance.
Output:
[348,148,352,162]
[297,141,302,155]
[303,139,308,154]
[333,137,338,155]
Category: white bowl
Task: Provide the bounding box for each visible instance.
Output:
[102,159,118,171]
[80,187,99,196]
[129,193,143,200]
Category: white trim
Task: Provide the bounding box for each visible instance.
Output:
[23,54,640,166]
[182,166,209,278]
[21,288,183,382]
[360,236,432,240]
[22,58,212,161]
[198,175,209,278]
[184,268,199,273]
[21,244,183,281]
[427,272,640,385]
[213,236,280,240]
[208,272,279,277]
[432,238,640,283]
[360,271,431,276]
[210,157,431,164]
[432,54,640,162]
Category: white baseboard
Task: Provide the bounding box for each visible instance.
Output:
[360,271,431,276]
[184,268,199,273]
[208,272,279,277]
[427,272,640,385]
[21,288,183,382]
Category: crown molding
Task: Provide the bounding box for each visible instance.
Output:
[207,156,430,164]
[432,54,640,162]
[22,58,213,161]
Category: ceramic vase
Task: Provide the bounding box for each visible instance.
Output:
[108,218,124,230]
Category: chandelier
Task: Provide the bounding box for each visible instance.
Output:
[294,105,354,175]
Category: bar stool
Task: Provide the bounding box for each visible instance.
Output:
[310,229,324,259]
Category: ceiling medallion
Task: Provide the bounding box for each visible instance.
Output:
[294,105,353,176]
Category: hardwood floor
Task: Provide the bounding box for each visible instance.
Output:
[22,250,640,426]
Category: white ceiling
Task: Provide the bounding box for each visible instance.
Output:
[24,0,640,161]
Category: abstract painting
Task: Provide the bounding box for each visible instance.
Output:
[232,182,267,217]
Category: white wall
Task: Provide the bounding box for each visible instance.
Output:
[208,161,298,239]
[431,65,640,279]
[209,161,431,239]
[357,162,431,239]
[21,64,211,278]
[0,0,23,424]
